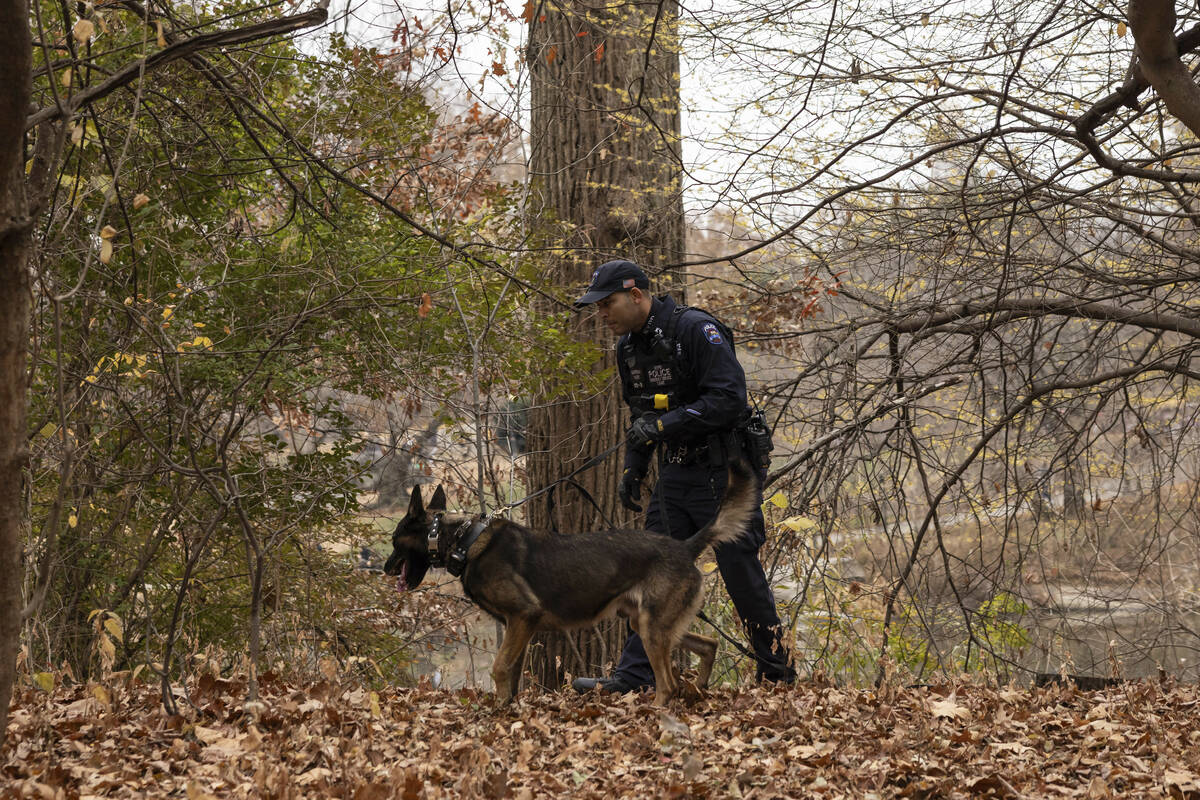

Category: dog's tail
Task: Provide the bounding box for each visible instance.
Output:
[687,458,759,561]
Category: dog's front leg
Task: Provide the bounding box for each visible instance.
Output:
[492,616,535,704]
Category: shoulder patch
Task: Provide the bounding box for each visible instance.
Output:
[701,322,724,344]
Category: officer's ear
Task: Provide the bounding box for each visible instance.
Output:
[629,287,650,305]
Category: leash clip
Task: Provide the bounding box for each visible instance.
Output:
[425,513,444,565]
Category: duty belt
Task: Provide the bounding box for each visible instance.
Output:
[665,430,746,466]
[664,441,708,465]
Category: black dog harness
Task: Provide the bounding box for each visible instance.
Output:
[425,513,489,577]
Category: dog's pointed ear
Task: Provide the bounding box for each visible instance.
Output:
[429,486,447,512]
[406,484,425,517]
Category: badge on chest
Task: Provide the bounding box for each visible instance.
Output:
[648,364,674,386]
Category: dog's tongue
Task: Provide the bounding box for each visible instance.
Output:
[396,562,408,593]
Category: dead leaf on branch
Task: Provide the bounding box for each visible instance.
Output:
[72,19,95,44]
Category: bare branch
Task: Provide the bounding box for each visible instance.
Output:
[890,297,1200,339]
[24,0,330,130]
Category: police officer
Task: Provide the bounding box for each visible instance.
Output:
[571,259,796,694]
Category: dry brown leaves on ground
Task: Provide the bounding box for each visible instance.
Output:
[5,673,1200,799]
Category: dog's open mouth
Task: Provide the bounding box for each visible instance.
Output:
[396,560,409,593]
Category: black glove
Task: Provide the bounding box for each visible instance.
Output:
[626,415,664,449]
[618,468,645,513]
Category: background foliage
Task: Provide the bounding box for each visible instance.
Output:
[16,0,1200,708]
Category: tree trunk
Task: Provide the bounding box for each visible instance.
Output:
[0,0,33,745]
[524,0,685,690]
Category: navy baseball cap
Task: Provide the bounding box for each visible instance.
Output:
[574,260,650,307]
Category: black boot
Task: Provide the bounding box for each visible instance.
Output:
[570,675,647,695]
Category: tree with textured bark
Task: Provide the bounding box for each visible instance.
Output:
[0,0,34,748]
[522,0,686,688]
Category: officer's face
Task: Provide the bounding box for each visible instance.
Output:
[595,290,649,335]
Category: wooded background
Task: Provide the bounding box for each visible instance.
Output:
[4,0,1200,738]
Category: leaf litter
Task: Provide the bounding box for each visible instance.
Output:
[5,673,1200,798]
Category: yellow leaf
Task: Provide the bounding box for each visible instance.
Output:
[162,306,175,320]
[766,492,788,509]
[73,18,95,44]
[132,193,150,210]
[156,20,166,48]
[1117,21,1127,37]
[61,67,73,87]
[99,225,118,240]
[369,691,381,718]
[104,616,123,642]
[98,632,115,665]
[91,174,115,201]
[193,322,205,328]
[70,123,84,146]
[33,672,56,692]
[39,423,59,439]
[781,516,817,532]
[68,513,78,528]
[92,684,111,705]
[99,239,113,264]
[700,561,718,574]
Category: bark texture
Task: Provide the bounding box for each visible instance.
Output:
[524,0,685,689]
[0,0,33,745]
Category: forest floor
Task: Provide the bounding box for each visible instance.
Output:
[5,671,1200,799]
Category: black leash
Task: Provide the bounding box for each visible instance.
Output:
[499,441,624,532]
[697,609,763,665]
[697,609,798,675]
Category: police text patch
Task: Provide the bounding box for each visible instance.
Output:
[702,323,724,344]
[648,365,673,385]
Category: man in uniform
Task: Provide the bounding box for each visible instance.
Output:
[571,259,796,694]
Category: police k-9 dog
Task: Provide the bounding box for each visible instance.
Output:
[384,459,758,706]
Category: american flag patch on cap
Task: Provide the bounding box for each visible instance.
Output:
[623,278,636,288]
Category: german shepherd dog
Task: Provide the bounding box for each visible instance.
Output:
[384,459,758,706]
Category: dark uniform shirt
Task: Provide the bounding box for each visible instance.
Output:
[616,295,749,447]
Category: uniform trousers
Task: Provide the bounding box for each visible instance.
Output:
[612,459,795,686]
